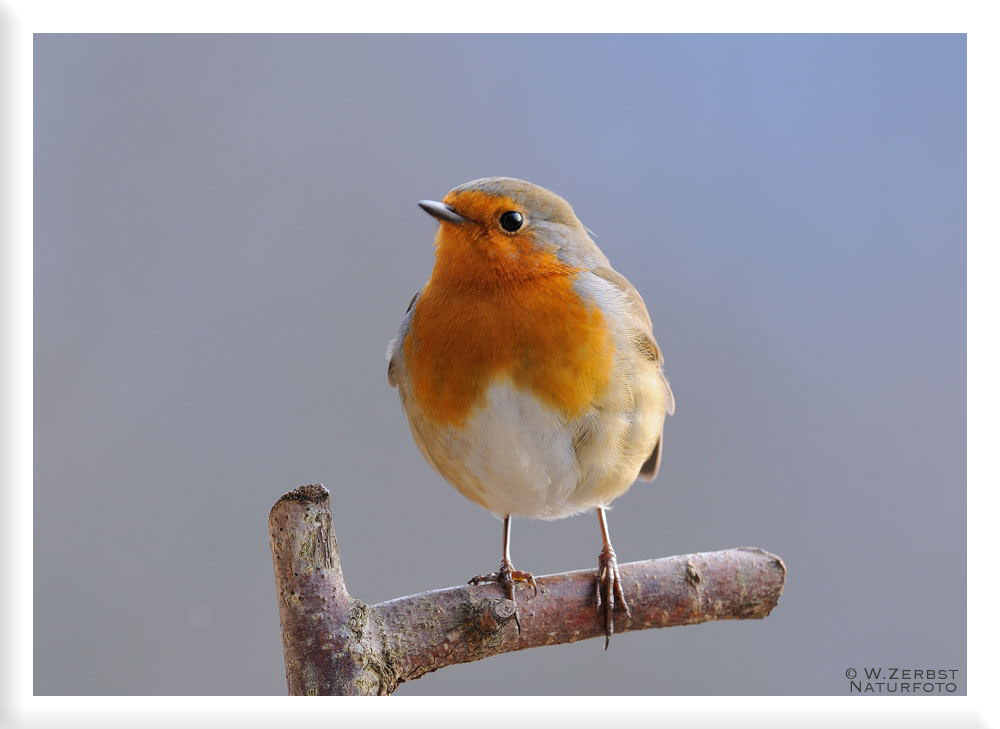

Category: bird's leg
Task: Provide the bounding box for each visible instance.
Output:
[596,507,631,649]
[468,515,537,632]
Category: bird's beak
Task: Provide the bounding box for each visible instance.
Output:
[418,200,471,224]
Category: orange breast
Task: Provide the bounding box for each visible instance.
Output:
[404,269,614,427]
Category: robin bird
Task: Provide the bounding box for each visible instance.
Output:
[387,177,674,647]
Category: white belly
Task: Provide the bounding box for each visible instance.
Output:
[403,368,667,520]
[450,381,584,519]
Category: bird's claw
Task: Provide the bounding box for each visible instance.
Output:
[596,545,631,649]
[469,560,536,633]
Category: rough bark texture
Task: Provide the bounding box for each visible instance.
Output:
[269,484,787,695]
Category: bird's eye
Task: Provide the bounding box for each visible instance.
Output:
[499,211,523,232]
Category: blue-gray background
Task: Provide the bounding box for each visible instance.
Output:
[34,34,966,695]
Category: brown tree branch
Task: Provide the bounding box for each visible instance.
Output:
[268,483,786,695]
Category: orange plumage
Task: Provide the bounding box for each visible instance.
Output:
[405,191,614,426]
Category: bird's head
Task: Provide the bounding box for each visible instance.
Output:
[418,177,601,286]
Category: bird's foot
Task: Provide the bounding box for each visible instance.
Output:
[596,544,631,649]
[469,559,537,633]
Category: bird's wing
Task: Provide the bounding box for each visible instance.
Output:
[589,266,675,480]
[387,289,420,388]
